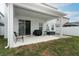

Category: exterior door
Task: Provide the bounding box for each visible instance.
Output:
[19,20,31,35]
[19,20,25,35]
[25,21,31,35]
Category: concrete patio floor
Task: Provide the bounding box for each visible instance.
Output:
[13,35,69,48]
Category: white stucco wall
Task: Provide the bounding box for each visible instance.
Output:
[0,26,4,35]
[0,3,69,38]
[1,4,57,38]
[0,16,5,36]
[43,19,57,32]
[3,4,8,38]
[0,3,6,15]
[0,3,7,37]
[55,17,69,34]
[14,15,47,35]
[45,17,69,34]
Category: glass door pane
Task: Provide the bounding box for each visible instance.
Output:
[19,20,24,35]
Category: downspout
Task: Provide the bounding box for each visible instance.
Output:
[5,45,9,48]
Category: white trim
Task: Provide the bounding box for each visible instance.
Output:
[59,17,63,36]
[7,3,14,48]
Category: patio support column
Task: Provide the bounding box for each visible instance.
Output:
[59,17,63,36]
[7,3,14,48]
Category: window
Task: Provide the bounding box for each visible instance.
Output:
[57,19,59,21]
[46,24,50,32]
[51,25,54,30]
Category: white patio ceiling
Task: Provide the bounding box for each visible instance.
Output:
[14,6,58,20]
[14,3,66,20]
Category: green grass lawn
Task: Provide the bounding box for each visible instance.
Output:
[0,36,79,56]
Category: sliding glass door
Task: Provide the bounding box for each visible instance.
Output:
[19,20,31,35]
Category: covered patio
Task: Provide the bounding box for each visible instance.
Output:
[6,3,66,48]
[13,35,69,48]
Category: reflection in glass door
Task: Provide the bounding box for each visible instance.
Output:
[19,20,25,35]
[19,20,31,35]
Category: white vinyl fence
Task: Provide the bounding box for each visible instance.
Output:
[62,26,79,36]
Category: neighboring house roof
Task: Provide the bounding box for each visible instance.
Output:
[63,22,79,27]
